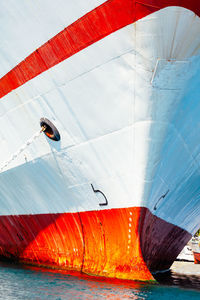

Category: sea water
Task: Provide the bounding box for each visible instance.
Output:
[0,262,199,299]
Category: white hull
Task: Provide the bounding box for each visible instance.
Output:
[0,0,200,280]
[0,6,199,233]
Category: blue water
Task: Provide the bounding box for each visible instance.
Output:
[0,262,200,299]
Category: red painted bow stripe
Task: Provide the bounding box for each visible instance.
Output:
[0,0,199,99]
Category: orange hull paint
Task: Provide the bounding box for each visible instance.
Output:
[0,207,192,281]
[0,207,153,281]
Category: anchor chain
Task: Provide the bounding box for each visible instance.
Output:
[0,126,46,172]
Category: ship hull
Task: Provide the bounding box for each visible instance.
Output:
[0,0,200,281]
[0,207,191,281]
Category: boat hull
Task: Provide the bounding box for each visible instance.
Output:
[0,207,191,281]
[0,0,200,281]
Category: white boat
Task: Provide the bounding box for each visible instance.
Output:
[0,0,200,281]
[176,244,194,262]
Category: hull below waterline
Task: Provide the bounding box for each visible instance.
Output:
[0,207,191,281]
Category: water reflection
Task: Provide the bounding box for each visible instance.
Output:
[0,262,200,299]
[0,262,150,299]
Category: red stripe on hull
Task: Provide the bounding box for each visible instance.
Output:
[0,0,200,99]
[0,207,191,281]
